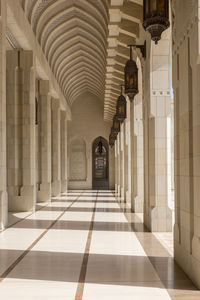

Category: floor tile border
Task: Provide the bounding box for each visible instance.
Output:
[0,192,84,283]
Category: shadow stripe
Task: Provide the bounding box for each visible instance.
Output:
[0,192,84,282]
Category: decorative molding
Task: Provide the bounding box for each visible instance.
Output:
[151,90,171,96]
[172,1,198,56]
[6,27,21,49]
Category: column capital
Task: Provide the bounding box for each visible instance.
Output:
[19,50,34,70]
[61,110,67,119]
[51,98,60,110]
[39,80,49,96]
[6,50,19,69]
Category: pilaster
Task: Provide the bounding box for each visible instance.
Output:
[143,36,172,231]
[51,98,61,196]
[61,111,68,193]
[0,0,7,229]
[117,134,121,198]
[37,80,51,202]
[133,94,144,212]
[120,123,125,201]
[114,140,118,195]
[125,100,132,208]
[172,2,200,287]
[130,101,135,212]
[7,49,36,212]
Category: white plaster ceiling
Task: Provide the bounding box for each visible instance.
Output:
[19,0,143,120]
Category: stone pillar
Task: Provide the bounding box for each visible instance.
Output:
[117,134,121,198]
[130,101,135,212]
[0,0,8,229]
[61,111,68,193]
[133,94,144,212]
[143,37,172,232]
[171,0,200,287]
[120,123,125,201]
[51,99,61,196]
[7,51,20,211]
[114,140,118,195]
[124,118,129,202]
[125,100,132,208]
[7,50,36,212]
[37,80,51,202]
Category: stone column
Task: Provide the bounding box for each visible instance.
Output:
[117,134,121,198]
[37,80,51,202]
[125,99,132,208]
[143,37,172,232]
[114,140,118,195]
[130,101,135,212]
[7,50,36,212]
[133,94,144,212]
[120,123,125,201]
[0,0,8,229]
[61,111,68,193]
[124,116,129,204]
[51,99,61,196]
[7,51,20,211]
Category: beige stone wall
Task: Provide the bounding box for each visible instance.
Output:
[0,0,8,229]
[68,92,115,190]
[172,0,200,288]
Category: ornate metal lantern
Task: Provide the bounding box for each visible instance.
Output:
[97,137,103,155]
[112,115,120,133]
[143,0,170,44]
[116,86,126,123]
[109,134,115,147]
[109,128,117,147]
[124,45,138,102]
[110,128,117,139]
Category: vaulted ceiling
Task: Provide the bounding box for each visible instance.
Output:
[18,0,143,121]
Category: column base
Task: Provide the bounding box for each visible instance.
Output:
[8,185,36,212]
[120,187,125,202]
[125,191,131,208]
[132,195,144,213]
[174,236,200,289]
[144,206,172,232]
[117,185,121,199]
[0,190,8,230]
[61,180,67,193]
[37,183,51,203]
[51,180,61,197]
[115,184,118,195]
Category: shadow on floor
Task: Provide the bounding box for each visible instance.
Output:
[0,248,198,294]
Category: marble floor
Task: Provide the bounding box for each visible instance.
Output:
[0,190,199,299]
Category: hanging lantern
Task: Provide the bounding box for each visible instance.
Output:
[116,86,126,123]
[143,0,170,44]
[97,138,103,155]
[110,128,117,139]
[109,134,115,147]
[112,115,120,133]
[124,45,138,102]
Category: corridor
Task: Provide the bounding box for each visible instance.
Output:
[0,191,199,300]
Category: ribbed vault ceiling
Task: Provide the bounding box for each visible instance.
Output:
[19,0,109,105]
[18,0,143,121]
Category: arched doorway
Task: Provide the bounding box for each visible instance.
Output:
[92,137,109,190]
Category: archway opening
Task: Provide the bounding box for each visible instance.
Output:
[92,137,109,190]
